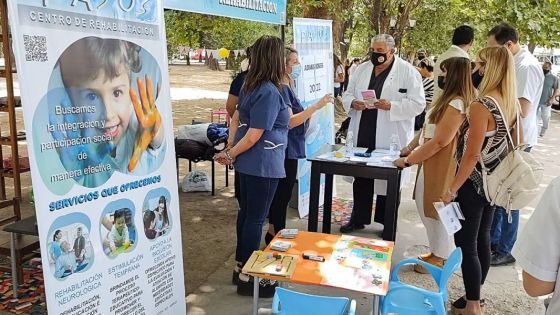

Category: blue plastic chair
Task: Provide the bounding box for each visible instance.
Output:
[272,287,356,315]
[381,247,463,315]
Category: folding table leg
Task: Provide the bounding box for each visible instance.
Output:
[211,160,215,196]
[10,232,18,299]
[372,295,380,315]
[252,277,260,315]
[225,165,229,187]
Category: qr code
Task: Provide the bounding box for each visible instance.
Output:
[23,35,47,62]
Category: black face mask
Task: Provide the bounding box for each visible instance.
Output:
[437,76,446,90]
[544,69,550,75]
[418,55,426,60]
[472,70,484,89]
[371,52,387,66]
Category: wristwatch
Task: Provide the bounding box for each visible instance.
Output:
[404,156,412,168]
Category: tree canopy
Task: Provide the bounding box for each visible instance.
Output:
[164,0,560,61]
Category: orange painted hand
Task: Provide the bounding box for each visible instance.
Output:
[128,75,162,172]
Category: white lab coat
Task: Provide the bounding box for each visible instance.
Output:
[342,56,425,195]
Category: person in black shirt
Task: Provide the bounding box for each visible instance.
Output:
[226,46,251,117]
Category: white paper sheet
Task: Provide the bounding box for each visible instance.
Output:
[434,202,465,235]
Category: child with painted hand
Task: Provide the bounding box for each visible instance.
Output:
[52,37,165,186]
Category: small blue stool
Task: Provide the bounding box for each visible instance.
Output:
[381,247,463,315]
[272,287,356,315]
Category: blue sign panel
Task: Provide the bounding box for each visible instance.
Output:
[164,0,287,25]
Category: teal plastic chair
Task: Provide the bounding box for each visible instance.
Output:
[381,247,463,315]
[272,287,356,315]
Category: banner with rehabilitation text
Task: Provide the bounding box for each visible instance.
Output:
[8,1,186,314]
[293,18,335,218]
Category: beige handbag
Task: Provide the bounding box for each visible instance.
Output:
[480,97,544,220]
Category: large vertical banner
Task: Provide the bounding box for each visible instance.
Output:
[8,1,186,314]
[293,18,334,218]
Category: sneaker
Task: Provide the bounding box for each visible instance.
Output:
[414,253,445,274]
[450,296,486,315]
[232,262,242,285]
[236,274,277,298]
[490,253,516,266]
[340,222,365,233]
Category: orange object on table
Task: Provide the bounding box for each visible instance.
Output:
[246,231,394,296]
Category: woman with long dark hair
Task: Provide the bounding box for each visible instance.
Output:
[154,196,169,235]
[214,35,289,297]
[264,47,333,244]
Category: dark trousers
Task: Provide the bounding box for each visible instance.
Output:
[234,170,240,202]
[235,173,279,264]
[350,178,401,225]
[268,159,298,233]
[334,87,341,98]
[455,179,495,301]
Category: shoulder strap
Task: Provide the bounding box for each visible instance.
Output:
[483,95,518,148]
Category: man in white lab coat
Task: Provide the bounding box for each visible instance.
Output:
[340,34,425,233]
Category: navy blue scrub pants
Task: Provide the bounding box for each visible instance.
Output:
[268,159,298,233]
[235,173,279,265]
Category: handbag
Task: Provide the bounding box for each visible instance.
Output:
[479,96,544,221]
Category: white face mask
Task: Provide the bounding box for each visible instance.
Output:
[289,64,302,80]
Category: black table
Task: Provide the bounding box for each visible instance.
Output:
[3,216,39,298]
[307,145,402,241]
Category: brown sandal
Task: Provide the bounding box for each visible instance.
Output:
[414,253,446,274]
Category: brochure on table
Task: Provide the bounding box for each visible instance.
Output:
[322,235,393,295]
[293,18,335,218]
[8,1,186,314]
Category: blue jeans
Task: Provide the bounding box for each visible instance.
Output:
[490,208,519,255]
[235,173,279,265]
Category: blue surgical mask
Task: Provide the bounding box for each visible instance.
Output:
[289,64,302,80]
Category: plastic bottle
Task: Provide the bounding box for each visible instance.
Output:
[345,131,354,157]
[389,133,400,157]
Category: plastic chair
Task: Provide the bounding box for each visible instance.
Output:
[381,247,463,315]
[272,287,356,315]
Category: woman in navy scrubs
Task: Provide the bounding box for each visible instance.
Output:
[214,35,289,297]
[264,47,333,244]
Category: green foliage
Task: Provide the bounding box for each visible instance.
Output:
[164,0,560,61]
[164,10,279,51]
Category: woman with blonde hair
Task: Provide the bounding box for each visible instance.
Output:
[442,46,521,315]
[394,57,476,271]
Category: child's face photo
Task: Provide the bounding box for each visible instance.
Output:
[67,65,132,145]
[149,218,155,229]
[158,202,164,212]
[114,216,126,233]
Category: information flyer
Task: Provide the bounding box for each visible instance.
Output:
[7,1,186,314]
[292,18,335,218]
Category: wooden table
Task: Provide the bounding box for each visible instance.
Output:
[307,145,402,241]
[245,231,394,315]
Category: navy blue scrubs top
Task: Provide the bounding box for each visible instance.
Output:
[234,82,290,178]
[281,85,306,160]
